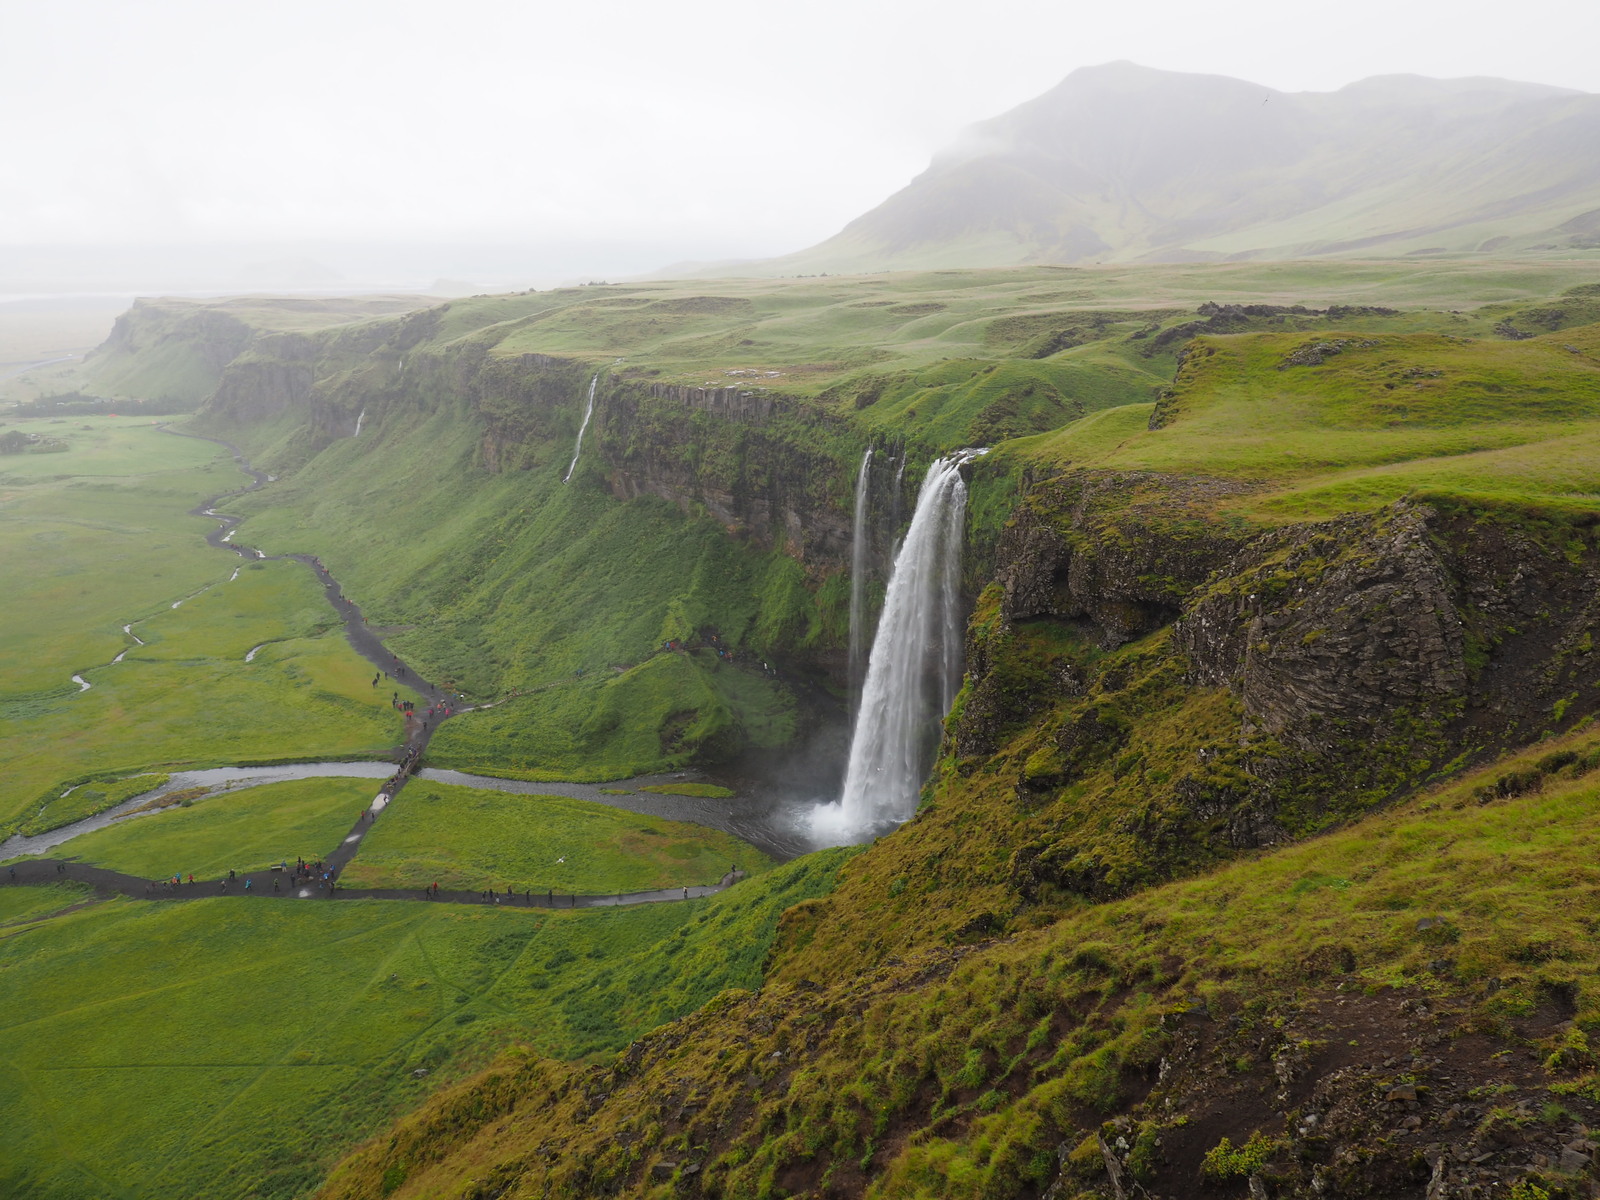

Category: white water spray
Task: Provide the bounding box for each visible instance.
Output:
[353,408,366,437]
[563,374,600,483]
[847,447,874,704]
[813,450,985,842]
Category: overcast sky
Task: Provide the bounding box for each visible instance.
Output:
[4,0,1598,287]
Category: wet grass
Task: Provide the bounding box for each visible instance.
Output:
[0,558,410,835]
[0,425,416,834]
[338,782,771,894]
[0,417,230,693]
[0,848,854,1200]
[1007,323,1600,521]
[19,772,170,836]
[0,881,93,926]
[59,778,377,881]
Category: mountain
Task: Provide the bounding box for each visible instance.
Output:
[743,62,1600,274]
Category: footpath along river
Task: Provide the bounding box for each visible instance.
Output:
[2,429,816,892]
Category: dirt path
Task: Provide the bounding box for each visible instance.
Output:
[4,857,746,909]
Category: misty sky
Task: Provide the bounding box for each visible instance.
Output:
[4,0,1599,286]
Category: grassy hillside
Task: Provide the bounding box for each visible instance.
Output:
[316,727,1600,1200]
[1009,317,1600,520]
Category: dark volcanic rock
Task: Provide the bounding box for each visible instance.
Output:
[1176,503,1465,749]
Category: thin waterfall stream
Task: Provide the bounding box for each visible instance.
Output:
[563,373,600,483]
[848,447,874,705]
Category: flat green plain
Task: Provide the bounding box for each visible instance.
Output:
[0,417,230,692]
[0,848,855,1200]
[61,778,375,880]
[0,426,415,833]
[338,782,771,894]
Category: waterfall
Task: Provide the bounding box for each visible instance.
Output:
[352,408,366,437]
[563,374,600,483]
[813,450,984,842]
[847,447,874,706]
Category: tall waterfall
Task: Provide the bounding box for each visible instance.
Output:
[847,447,874,705]
[352,408,366,437]
[562,374,600,483]
[813,451,984,842]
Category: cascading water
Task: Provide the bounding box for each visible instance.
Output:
[562,374,600,483]
[812,450,985,842]
[352,408,366,437]
[847,447,874,706]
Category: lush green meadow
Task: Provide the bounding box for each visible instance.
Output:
[20,772,170,837]
[0,882,93,927]
[338,782,770,894]
[0,559,407,834]
[0,417,230,692]
[1003,320,1600,521]
[0,848,855,1200]
[59,778,375,880]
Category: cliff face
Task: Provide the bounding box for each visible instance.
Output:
[189,312,864,568]
[769,470,1600,984]
[595,378,855,567]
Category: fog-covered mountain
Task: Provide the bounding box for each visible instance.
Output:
[751,61,1600,273]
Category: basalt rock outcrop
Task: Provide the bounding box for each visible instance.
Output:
[993,470,1259,647]
[954,471,1600,906]
[594,378,855,566]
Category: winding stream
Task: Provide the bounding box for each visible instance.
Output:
[8,427,816,882]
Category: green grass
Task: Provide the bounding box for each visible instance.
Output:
[0,421,417,833]
[338,782,770,893]
[1009,323,1600,521]
[0,632,406,838]
[20,772,170,836]
[0,848,854,1200]
[639,782,736,798]
[0,882,93,926]
[315,733,1600,1200]
[0,417,234,692]
[60,778,376,880]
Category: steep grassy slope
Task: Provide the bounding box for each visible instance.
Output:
[226,402,814,779]
[317,730,1600,1200]
[80,295,432,406]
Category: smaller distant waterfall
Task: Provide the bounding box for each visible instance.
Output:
[847,447,874,704]
[352,408,366,437]
[813,449,986,842]
[563,374,600,483]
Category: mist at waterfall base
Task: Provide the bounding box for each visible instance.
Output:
[810,452,981,846]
